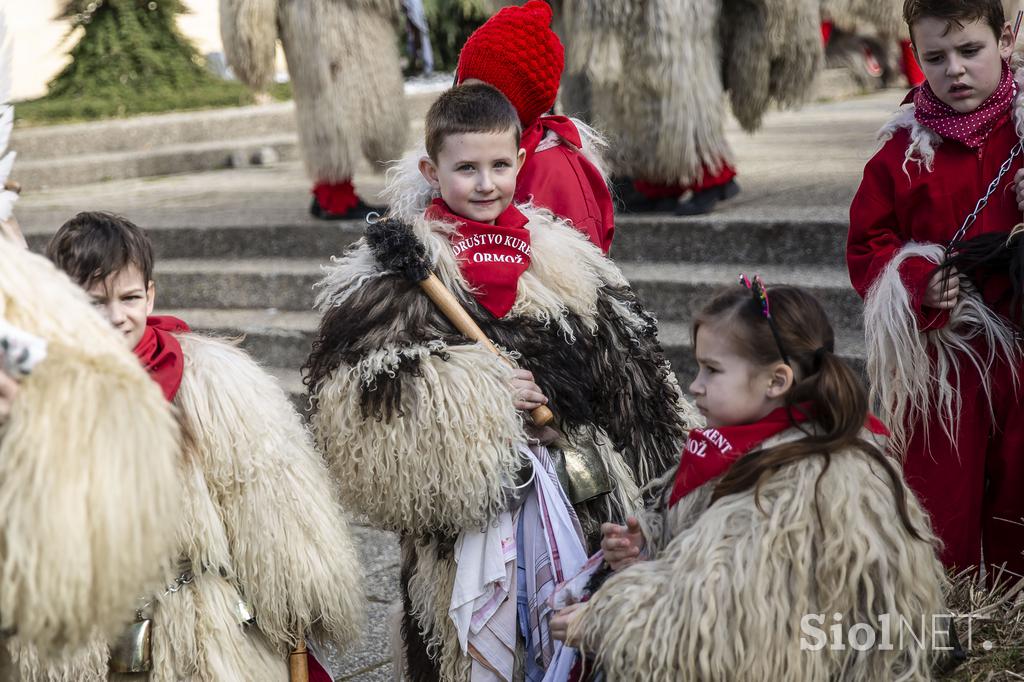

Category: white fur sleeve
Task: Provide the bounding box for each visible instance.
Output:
[175,334,364,649]
[311,342,525,535]
[0,244,183,652]
[218,0,278,90]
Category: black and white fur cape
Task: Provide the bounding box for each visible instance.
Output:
[305,157,698,680]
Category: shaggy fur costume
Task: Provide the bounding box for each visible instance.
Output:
[16,333,364,681]
[306,166,697,678]
[0,239,182,657]
[557,0,822,184]
[570,428,949,681]
[220,0,408,183]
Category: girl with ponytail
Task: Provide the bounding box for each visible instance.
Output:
[550,279,952,681]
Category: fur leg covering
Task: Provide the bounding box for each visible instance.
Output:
[174,333,365,650]
[219,0,278,90]
[722,0,822,130]
[571,452,948,681]
[278,1,408,182]
[0,241,182,652]
[400,537,470,682]
[864,242,1019,455]
[821,0,904,38]
[578,0,734,185]
[311,342,524,534]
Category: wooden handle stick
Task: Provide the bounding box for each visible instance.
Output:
[289,639,308,682]
[419,274,554,427]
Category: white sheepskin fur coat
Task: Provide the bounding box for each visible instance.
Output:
[304,160,699,679]
[570,427,950,681]
[0,239,182,660]
[12,332,365,681]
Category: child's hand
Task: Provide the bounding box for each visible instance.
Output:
[601,517,646,571]
[510,368,548,411]
[549,602,585,644]
[923,267,960,309]
[0,368,19,425]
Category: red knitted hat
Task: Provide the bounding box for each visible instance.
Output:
[456,0,564,125]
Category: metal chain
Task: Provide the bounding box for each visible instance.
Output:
[135,565,195,619]
[946,139,1024,254]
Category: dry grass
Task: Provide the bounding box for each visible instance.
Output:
[941,567,1024,680]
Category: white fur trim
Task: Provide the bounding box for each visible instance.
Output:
[864,242,1019,455]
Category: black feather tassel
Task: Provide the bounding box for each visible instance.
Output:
[947,229,1024,325]
[365,217,431,283]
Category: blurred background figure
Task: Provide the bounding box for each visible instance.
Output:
[403,0,435,77]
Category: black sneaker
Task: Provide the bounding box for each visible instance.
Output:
[675,179,740,216]
[310,196,385,221]
[612,176,681,214]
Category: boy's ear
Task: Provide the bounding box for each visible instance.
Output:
[418,156,441,190]
[999,21,1015,61]
[765,363,794,399]
[515,147,527,174]
[145,280,156,316]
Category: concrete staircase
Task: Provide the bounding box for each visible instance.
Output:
[29,213,861,399]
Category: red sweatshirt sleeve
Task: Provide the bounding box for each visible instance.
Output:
[847,147,948,330]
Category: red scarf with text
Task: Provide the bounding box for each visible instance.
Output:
[913,61,1016,149]
[520,115,583,165]
[133,316,190,402]
[668,406,889,507]
[427,198,532,318]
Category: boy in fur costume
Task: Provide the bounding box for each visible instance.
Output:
[219,0,407,220]
[0,231,183,672]
[25,212,364,682]
[551,283,950,681]
[554,0,822,215]
[304,84,695,680]
[456,0,614,253]
[848,0,1024,576]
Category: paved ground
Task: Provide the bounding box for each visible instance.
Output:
[13,89,906,680]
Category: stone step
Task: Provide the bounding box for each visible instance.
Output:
[17,135,302,191]
[12,89,441,190]
[154,259,863,330]
[12,90,440,161]
[25,213,849,266]
[168,307,867,396]
[12,103,299,161]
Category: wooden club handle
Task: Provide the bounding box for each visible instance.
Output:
[289,639,308,682]
[419,274,554,427]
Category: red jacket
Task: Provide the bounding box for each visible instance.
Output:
[848,111,1022,328]
[515,118,615,253]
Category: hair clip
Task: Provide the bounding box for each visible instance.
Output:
[739,274,791,366]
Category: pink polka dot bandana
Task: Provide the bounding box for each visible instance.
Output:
[913,61,1017,149]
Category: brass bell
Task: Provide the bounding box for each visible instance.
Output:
[235,599,257,626]
[108,614,153,673]
[560,443,613,506]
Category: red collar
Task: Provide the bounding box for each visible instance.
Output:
[427,199,532,318]
[668,406,888,507]
[133,315,189,401]
[520,116,582,165]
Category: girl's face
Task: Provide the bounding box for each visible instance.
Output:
[688,322,789,428]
